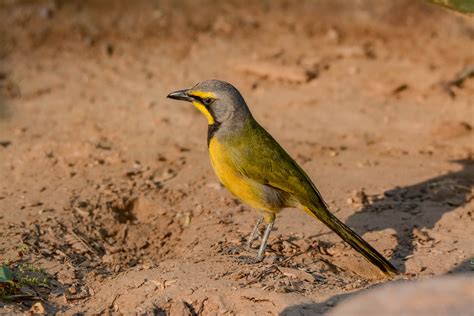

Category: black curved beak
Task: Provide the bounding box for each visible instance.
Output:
[167,89,193,102]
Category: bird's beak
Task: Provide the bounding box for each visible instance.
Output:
[167,89,193,102]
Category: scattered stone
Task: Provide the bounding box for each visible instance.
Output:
[96,141,112,150]
[347,189,369,206]
[431,121,472,139]
[278,267,316,282]
[334,46,365,58]
[56,268,76,285]
[412,227,432,243]
[169,300,193,316]
[152,168,177,183]
[325,27,341,42]
[29,302,45,314]
[392,83,409,95]
[206,182,224,190]
[326,299,337,307]
[105,43,114,56]
[0,140,11,148]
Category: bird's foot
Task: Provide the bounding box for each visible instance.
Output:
[244,241,252,252]
[244,239,259,252]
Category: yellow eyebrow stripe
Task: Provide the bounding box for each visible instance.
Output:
[192,101,215,124]
[188,91,217,99]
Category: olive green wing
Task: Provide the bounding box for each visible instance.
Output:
[233,121,326,207]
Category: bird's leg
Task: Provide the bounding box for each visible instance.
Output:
[256,220,275,261]
[246,216,263,250]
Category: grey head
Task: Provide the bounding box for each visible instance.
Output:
[167,80,252,126]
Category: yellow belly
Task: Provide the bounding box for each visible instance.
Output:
[208,137,270,211]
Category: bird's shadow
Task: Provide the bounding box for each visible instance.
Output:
[279,160,473,315]
[345,159,474,273]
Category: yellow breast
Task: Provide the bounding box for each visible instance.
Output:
[208,137,268,210]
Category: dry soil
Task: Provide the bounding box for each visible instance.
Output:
[0,0,473,314]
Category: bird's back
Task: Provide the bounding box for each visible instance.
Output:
[208,118,327,212]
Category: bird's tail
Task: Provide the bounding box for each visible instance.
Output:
[303,203,398,277]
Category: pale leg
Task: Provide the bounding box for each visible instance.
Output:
[246,216,263,250]
[256,221,275,261]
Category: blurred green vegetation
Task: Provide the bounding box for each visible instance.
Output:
[428,0,474,14]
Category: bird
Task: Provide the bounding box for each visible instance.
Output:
[167,79,398,277]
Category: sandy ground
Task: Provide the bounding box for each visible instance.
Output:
[0,0,473,314]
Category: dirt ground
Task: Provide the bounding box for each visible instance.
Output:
[0,0,473,314]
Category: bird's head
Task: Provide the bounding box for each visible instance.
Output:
[167,80,251,125]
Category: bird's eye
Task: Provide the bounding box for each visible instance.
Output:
[203,98,213,105]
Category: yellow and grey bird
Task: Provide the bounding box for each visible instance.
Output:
[167,80,398,277]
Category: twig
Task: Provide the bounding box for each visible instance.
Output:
[70,230,99,256]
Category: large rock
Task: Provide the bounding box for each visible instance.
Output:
[329,274,474,316]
